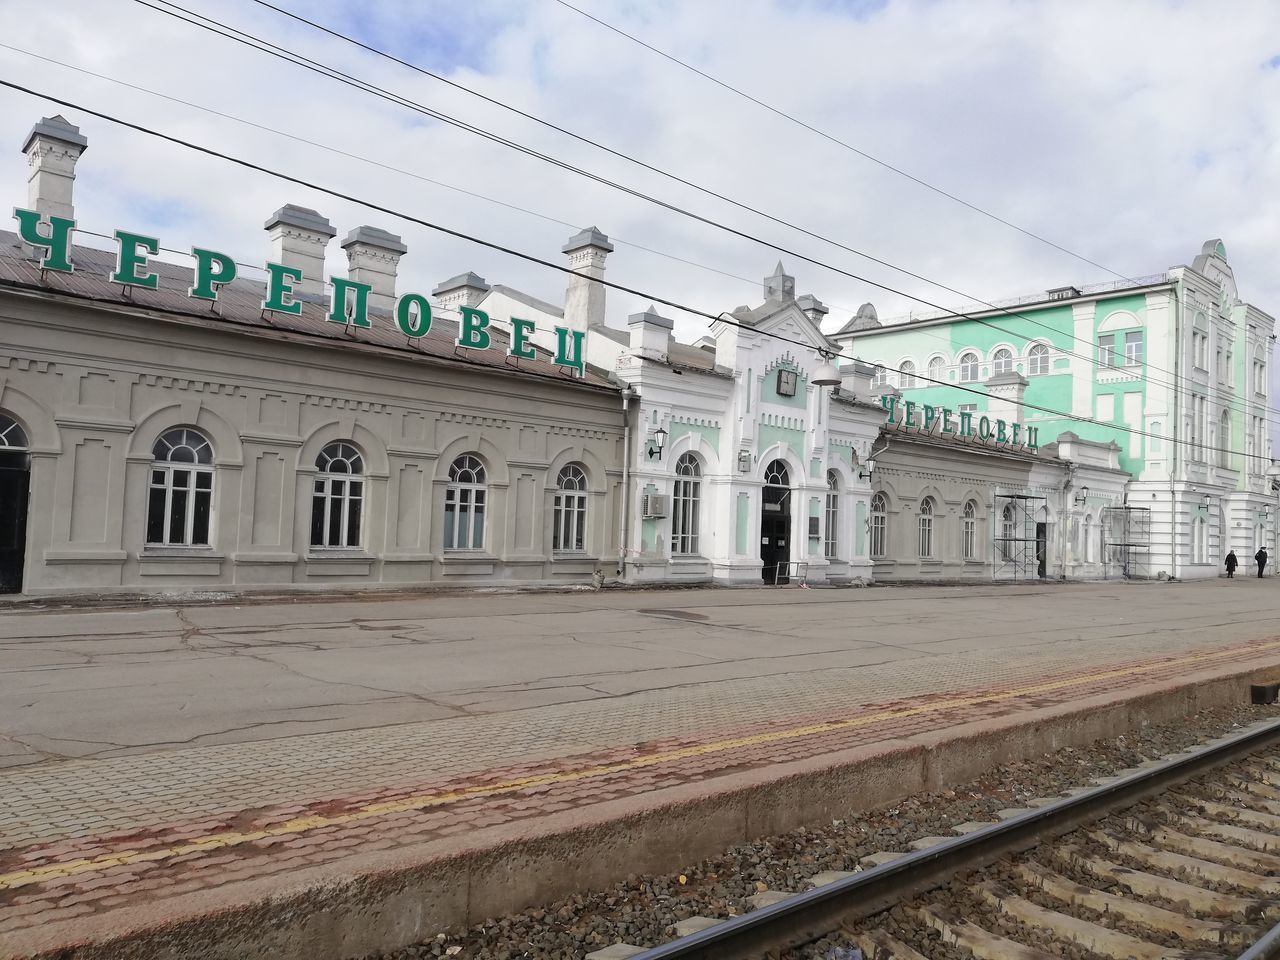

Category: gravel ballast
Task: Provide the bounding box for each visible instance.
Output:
[366,702,1280,960]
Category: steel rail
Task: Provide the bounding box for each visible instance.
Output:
[629,717,1280,960]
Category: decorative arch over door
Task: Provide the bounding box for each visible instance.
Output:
[761,459,792,583]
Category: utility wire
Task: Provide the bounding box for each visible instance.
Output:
[0,79,1265,464]
[550,0,1130,282]
[119,0,1280,431]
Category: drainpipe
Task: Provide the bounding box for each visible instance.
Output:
[1169,282,1181,581]
[618,385,635,578]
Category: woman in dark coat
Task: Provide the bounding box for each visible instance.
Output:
[1226,551,1238,577]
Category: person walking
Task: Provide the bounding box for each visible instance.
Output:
[1226,550,1238,578]
[1257,547,1269,578]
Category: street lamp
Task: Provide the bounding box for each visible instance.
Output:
[857,458,876,481]
[1074,484,1089,506]
[812,352,841,387]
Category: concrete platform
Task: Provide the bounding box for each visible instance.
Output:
[2,579,1280,958]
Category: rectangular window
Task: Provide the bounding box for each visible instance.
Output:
[918,516,933,558]
[1098,334,1116,368]
[823,492,838,560]
[958,403,977,414]
[870,513,885,559]
[962,518,976,561]
[1124,331,1143,366]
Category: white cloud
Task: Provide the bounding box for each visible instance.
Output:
[2,0,1278,382]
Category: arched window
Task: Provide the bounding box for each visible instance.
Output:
[870,492,887,559]
[553,463,588,552]
[962,500,977,561]
[824,470,839,560]
[311,442,364,549]
[959,352,979,382]
[992,348,1013,375]
[872,365,888,388]
[927,356,946,382]
[1219,411,1231,468]
[899,361,916,390]
[0,415,27,449]
[1028,344,1050,376]
[672,452,702,555]
[764,459,789,487]
[918,496,935,559]
[444,454,486,550]
[147,428,214,546]
[999,503,1016,561]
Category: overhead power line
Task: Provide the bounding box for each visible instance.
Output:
[116,0,1280,431]
[0,79,1265,465]
[549,0,1131,283]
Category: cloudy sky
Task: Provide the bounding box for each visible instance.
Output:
[1,0,1278,356]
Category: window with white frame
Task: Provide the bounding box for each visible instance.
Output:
[870,492,887,558]
[553,463,588,552]
[1220,411,1231,468]
[999,503,1015,560]
[927,356,946,382]
[147,428,214,546]
[1098,334,1117,368]
[311,441,364,549]
[672,452,702,555]
[958,403,978,414]
[0,414,26,449]
[1028,344,1050,376]
[918,496,935,559]
[962,500,977,560]
[1193,517,1207,564]
[1193,331,1208,369]
[824,470,839,559]
[1082,514,1093,563]
[444,454,487,550]
[992,348,1013,375]
[1124,331,1143,366]
[898,361,916,389]
[958,352,979,382]
[1254,351,1267,395]
[1226,350,1234,385]
[872,365,888,387]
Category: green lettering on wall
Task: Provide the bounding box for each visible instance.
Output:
[262,262,303,314]
[395,293,432,337]
[1026,426,1039,452]
[554,327,585,373]
[110,230,159,290]
[189,248,236,300]
[903,400,916,427]
[941,408,954,433]
[509,317,537,359]
[922,405,937,432]
[880,394,898,421]
[995,419,1008,443]
[1011,422,1022,446]
[457,306,492,349]
[13,207,74,272]
[328,277,372,328]
[978,416,991,440]
[958,411,974,437]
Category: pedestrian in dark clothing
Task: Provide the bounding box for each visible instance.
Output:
[1257,547,1268,578]
[1226,551,1238,577]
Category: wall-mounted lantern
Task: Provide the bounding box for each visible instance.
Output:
[647,426,668,461]
[737,450,751,473]
[857,458,876,481]
[1074,484,1089,506]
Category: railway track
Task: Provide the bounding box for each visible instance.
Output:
[614,717,1280,960]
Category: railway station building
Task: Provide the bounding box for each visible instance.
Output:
[0,114,1272,594]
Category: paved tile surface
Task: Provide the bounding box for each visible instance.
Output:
[2,579,1280,951]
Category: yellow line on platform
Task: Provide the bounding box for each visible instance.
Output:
[4,639,1279,891]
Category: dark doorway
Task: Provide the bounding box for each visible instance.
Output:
[760,459,791,583]
[1036,521,1047,579]
[0,450,30,594]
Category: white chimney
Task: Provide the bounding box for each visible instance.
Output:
[23,115,88,223]
[341,225,407,314]
[985,370,1028,422]
[432,272,491,311]
[796,294,829,326]
[628,304,672,361]
[264,205,336,300]
[563,226,613,333]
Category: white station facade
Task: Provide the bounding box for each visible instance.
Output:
[0,114,1273,595]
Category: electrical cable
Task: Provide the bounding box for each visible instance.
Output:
[0,78,1266,465]
[549,0,1130,282]
[104,2,1280,432]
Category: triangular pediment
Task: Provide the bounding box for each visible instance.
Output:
[750,299,836,353]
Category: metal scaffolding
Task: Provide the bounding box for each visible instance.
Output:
[1101,506,1151,580]
[992,492,1049,581]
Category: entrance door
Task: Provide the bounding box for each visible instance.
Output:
[1035,522,1047,579]
[0,451,30,594]
[760,459,792,583]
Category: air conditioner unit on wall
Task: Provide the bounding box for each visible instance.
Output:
[642,494,669,518]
